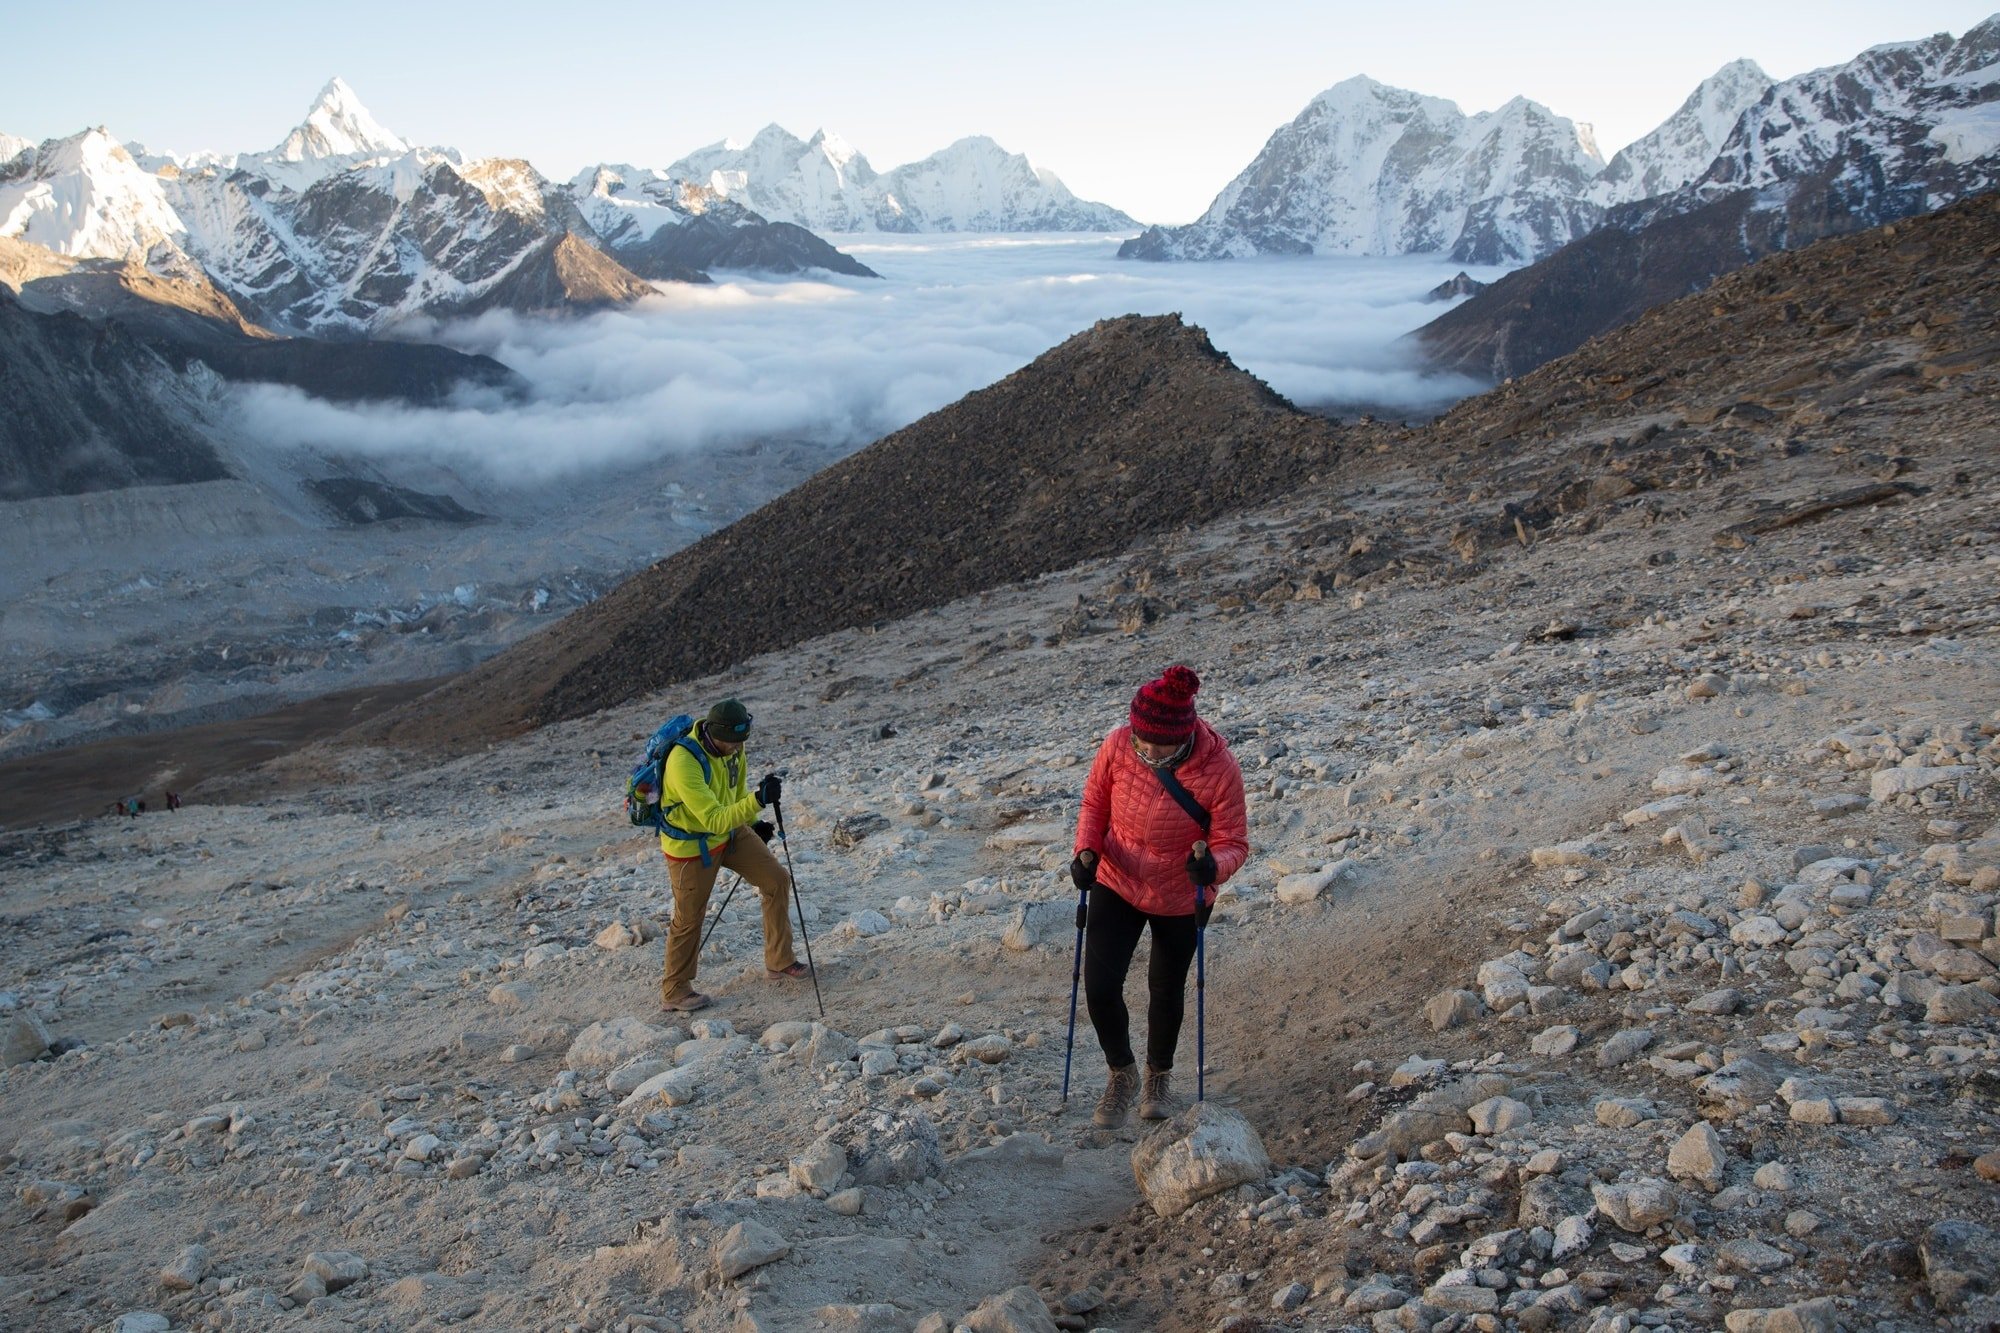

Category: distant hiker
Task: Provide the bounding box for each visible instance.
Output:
[166,791,181,812]
[656,700,805,1012]
[1071,666,1247,1126]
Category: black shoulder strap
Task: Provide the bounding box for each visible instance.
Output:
[1151,764,1212,833]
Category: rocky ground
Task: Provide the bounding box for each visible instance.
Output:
[2,204,1999,1332]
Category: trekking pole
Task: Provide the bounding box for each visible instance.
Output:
[697,872,745,955]
[1060,851,1094,1104]
[771,798,825,1017]
[1193,840,1208,1103]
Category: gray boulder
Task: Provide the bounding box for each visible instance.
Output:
[1132,1101,1271,1218]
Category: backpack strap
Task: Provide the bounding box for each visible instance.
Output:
[660,733,720,866]
[1151,764,1212,834]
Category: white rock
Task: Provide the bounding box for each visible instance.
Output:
[1001,901,1068,951]
[961,1284,1060,1333]
[160,1243,210,1291]
[715,1220,790,1280]
[955,1034,1013,1064]
[846,909,892,937]
[1531,1025,1579,1056]
[1622,795,1692,826]
[606,1058,669,1096]
[565,1017,668,1071]
[1593,1179,1681,1232]
[789,1137,848,1191]
[487,982,534,1012]
[1597,1027,1655,1068]
[1275,861,1350,903]
[522,942,567,968]
[619,1067,701,1109]
[304,1250,368,1292]
[1531,840,1600,868]
[1730,917,1788,947]
[1871,765,1973,801]
[2,1012,52,1067]
[1667,1122,1728,1191]
[112,1315,171,1333]
[594,922,638,950]
[1468,1096,1532,1134]
[1131,1102,1271,1218]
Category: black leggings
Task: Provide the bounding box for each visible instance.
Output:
[1083,885,1199,1071]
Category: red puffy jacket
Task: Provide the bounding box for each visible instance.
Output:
[1074,719,1249,916]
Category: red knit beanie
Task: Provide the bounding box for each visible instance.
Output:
[1130,665,1200,744]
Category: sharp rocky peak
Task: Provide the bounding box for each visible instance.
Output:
[273,76,410,163]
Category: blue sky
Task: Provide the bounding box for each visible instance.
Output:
[4,1,1994,224]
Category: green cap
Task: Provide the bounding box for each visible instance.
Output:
[706,698,753,739]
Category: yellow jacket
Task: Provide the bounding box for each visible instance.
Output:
[658,731,759,861]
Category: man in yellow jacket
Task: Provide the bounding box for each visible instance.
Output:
[657,699,808,1012]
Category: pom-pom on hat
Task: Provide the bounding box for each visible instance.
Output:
[706,698,753,740]
[1130,665,1200,745]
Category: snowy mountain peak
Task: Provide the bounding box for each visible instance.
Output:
[0,127,192,267]
[0,131,29,166]
[1592,58,1772,206]
[276,77,410,163]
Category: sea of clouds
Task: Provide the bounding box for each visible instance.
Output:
[230,236,1502,486]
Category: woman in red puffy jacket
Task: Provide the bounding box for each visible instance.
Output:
[1071,665,1248,1126]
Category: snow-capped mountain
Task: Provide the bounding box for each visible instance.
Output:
[668,127,1137,232]
[2,81,879,336]
[0,129,197,273]
[1592,60,1773,206]
[1119,77,1608,264]
[0,132,29,165]
[1419,16,2000,385]
[1671,17,2000,224]
[247,76,412,188]
[565,164,876,279]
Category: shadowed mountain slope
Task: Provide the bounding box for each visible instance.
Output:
[356,315,1347,749]
[0,238,523,498]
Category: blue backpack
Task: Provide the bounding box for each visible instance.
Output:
[624,715,721,864]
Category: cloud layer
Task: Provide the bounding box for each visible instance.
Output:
[230,237,1497,487]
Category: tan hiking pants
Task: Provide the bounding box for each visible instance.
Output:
[661,830,795,1003]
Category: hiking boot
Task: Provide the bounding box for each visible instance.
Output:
[660,991,711,1013]
[766,961,811,981]
[1139,1065,1179,1120]
[1093,1063,1138,1127]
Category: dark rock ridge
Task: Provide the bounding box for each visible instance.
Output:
[1425,272,1487,302]
[355,315,1346,749]
[1417,17,2000,383]
[0,285,228,499]
[1,258,521,499]
[610,211,877,281]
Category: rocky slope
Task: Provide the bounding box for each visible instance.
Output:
[665,127,1137,233]
[1,193,1995,1333]
[0,284,230,499]
[1417,17,2000,383]
[353,315,1345,750]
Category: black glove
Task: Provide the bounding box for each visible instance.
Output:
[756,772,783,808]
[1196,898,1214,929]
[1069,851,1098,894]
[1186,846,1218,887]
[751,819,775,844]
